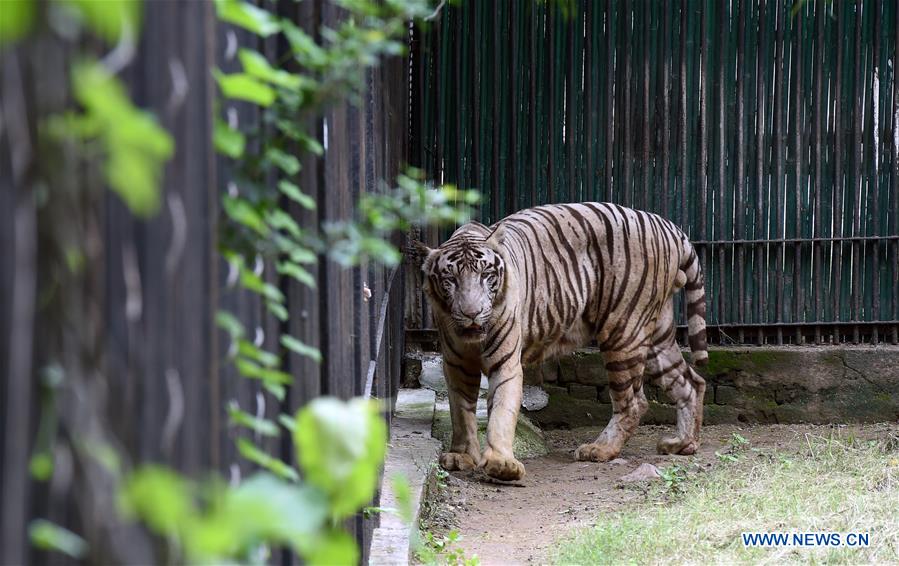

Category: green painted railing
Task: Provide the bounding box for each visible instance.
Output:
[410,0,899,345]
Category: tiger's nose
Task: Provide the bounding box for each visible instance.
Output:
[461,307,481,320]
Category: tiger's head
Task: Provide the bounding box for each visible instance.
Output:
[410,225,508,343]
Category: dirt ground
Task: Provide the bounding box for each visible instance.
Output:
[419,422,898,565]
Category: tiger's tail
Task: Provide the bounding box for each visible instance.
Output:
[678,238,708,367]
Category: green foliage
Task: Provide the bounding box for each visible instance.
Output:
[0,0,35,46]
[658,464,688,496]
[415,529,480,566]
[211,12,476,558]
[214,118,246,158]
[29,520,88,560]
[46,60,174,217]
[119,398,384,564]
[1,0,142,48]
[326,170,479,267]
[715,431,751,463]
[228,402,280,437]
[214,0,281,37]
[63,0,142,43]
[295,398,387,519]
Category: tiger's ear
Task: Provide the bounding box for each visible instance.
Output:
[484,224,507,251]
[406,240,435,268]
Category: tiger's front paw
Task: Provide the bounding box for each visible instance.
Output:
[575,442,620,462]
[439,452,477,471]
[480,449,525,481]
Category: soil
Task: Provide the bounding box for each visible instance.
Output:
[418,422,898,565]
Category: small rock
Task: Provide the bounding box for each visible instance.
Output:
[522,385,549,411]
[609,458,629,466]
[619,463,662,482]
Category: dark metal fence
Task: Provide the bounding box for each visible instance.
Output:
[0,1,408,564]
[409,0,899,346]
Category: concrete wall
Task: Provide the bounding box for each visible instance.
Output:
[524,347,899,428]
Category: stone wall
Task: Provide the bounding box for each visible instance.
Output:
[523,347,899,428]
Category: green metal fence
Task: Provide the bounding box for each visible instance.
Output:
[409,0,899,345]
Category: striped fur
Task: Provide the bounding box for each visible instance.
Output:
[412,203,708,481]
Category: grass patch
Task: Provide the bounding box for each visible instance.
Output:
[554,431,899,565]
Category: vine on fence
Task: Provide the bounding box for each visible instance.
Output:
[5,0,477,563]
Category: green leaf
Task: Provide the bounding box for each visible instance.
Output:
[266,148,301,175]
[264,382,286,401]
[303,528,358,566]
[67,61,174,217]
[222,195,269,236]
[267,209,303,239]
[228,402,280,437]
[225,473,328,543]
[280,19,328,68]
[214,0,280,36]
[213,118,245,158]
[235,358,293,385]
[267,300,288,321]
[278,414,297,433]
[277,261,316,289]
[237,339,279,367]
[238,49,303,90]
[215,310,245,340]
[278,180,315,210]
[64,0,142,43]
[119,466,194,536]
[286,246,317,265]
[294,398,387,519]
[237,438,299,481]
[29,452,53,482]
[0,0,35,46]
[29,520,88,559]
[281,335,322,363]
[297,132,324,156]
[239,265,284,303]
[214,71,276,106]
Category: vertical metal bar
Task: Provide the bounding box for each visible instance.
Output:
[491,2,501,221]
[833,0,844,344]
[679,0,688,230]
[606,0,615,202]
[793,2,804,343]
[698,0,709,300]
[813,0,825,343]
[623,0,633,206]
[661,0,671,219]
[454,4,463,193]
[893,0,899,344]
[470,0,480,199]
[641,0,651,211]
[717,0,727,334]
[700,0,712,322]
[872,0,882,343]
[677,0,689,339]
[755,0,768,344]
[736,0,747,343]
[529,2,537,208]
[547,5,556,203]
[772,1,785,345]
[567,2,576,203]
[510,0,519,214]
[585,0,594,201]
[852,0,863,343]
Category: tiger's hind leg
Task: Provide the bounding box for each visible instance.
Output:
[575,344,650,462]
[645,301,706,455]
